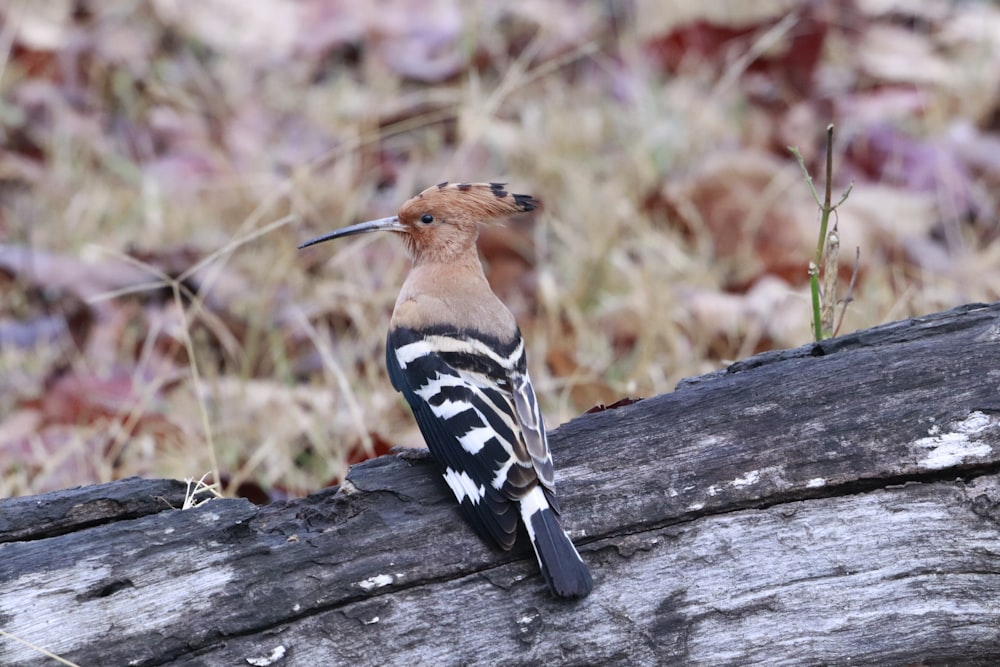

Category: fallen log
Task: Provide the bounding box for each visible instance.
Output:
[2,302,1000,666]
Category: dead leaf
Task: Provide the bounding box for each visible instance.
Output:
[584,397,643,414]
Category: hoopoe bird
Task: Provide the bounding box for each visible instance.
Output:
[299,182,593,598]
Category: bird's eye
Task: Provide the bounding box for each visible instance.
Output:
[420,213,434,224]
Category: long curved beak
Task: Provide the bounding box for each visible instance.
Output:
[298,216,405,249]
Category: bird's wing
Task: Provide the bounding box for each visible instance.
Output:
[387,326,547,550]
[509,369,556,485]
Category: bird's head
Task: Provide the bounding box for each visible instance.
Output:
[299,182,539,263]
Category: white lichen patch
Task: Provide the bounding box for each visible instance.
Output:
[196,511,222,524]
[806,478,827,488]
[915,411,994,470]
[742,402,779,416]
[338,479,360,496]
[698,434,726,449]
[357,574,394,591]
[731,470,760,487]
[246,645,287,666]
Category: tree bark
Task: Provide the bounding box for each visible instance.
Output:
[2,302,1000,667]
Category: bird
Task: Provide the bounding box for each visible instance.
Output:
[299,181,593,599]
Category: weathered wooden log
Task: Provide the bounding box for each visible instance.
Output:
[2,302,1000,666]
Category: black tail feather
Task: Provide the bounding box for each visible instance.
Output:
[526,505,593,599]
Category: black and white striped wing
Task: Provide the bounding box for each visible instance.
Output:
[386,326,548,550]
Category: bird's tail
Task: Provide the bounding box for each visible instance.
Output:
[519,486,593,599]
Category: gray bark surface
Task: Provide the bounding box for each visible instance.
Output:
[2,302,1000,666]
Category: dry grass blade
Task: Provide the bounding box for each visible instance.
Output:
[182,472,223,510]
[821,227,840,333]
[714,12,800,96]
[0,629,81,667]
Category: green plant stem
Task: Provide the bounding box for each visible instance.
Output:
[792,124,854,342]
[809,263,822,341]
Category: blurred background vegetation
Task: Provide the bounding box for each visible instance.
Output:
[2,0,999,499]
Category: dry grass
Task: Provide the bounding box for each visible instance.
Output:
[2,0,1000,498]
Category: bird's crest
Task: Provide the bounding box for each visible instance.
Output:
[400,182,539,223]
[394,182,539,262]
